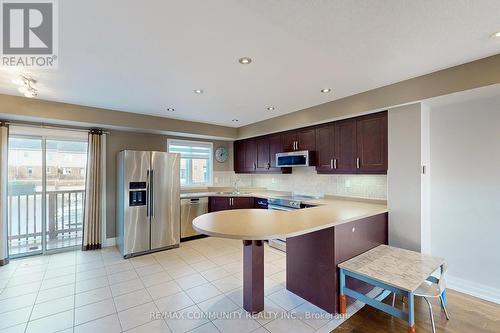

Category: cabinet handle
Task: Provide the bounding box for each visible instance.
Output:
[356,157,360,169]
[229,198,232,206]
[330,159,333,169]
[295,141,298,150]
[334,158,337,169]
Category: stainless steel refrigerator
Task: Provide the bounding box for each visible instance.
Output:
[116,150,180,258]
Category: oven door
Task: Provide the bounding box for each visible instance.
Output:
[267,204,296,251]
[268,204,296,212]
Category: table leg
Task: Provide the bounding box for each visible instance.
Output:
[440,264,447,307]
[408,291,415,333]
[339,268,347,314]
[243,240,264,313]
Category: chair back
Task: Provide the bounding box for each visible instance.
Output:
[438,262,448,293]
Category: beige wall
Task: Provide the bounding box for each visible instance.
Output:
[0,94,237,140]
[106,129,233,238]
[387,103,422,252]
[428,94,500,302]
[238,54,500,138]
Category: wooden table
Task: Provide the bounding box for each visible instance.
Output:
[338,245,446,333]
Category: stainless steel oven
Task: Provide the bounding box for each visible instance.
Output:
[267,195,317,251]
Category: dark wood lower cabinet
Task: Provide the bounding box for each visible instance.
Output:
[232,197,254,209]
[208,197,231,212]
[208,196,254,212]
[286,212,388,314]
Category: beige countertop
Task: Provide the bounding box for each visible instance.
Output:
[180,188,291,199]
[192,195,388,240]
[338,245,445,292]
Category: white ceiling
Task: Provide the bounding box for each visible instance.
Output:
[1,0,500,127]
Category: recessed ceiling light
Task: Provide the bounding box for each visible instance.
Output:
[194,89,203,94]
[492,31,500,38]
[238,57,252,65]
[166,108,175,112]
[321,88,332,93]
[267,106,276,111]
[232,119,239,122]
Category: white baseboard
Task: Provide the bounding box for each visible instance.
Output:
[103,237,116,247]
[447,275,500,305]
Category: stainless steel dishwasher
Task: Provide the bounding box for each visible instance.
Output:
[180,197,208,239]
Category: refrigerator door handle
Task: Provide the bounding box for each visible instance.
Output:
[146,170,150,217]
[150,169,154,217]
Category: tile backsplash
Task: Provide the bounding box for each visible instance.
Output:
[213,167,387,200]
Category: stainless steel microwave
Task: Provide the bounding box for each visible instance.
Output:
[275,150,314,167]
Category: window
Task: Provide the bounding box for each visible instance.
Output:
[167,139,213,187]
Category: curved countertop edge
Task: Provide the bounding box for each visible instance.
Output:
[192,201,388,241]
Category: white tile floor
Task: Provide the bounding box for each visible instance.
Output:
[0,237,359,333]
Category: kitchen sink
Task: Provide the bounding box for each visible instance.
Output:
[215,191,250,195]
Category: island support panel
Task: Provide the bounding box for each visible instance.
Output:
[286,212,388,314]
[243,240,264,313]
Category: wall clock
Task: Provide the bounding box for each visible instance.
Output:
[215,147,228,163]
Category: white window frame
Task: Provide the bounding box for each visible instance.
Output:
[167,139,213,188]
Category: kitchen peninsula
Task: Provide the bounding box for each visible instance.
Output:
[193,195,388,314]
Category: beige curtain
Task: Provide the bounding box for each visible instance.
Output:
[82,129,103,250]
[0,124,9,265]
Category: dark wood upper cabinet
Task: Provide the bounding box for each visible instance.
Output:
[315,119,358,174]
[234,140,246,173]
[356,112,387,173]
[281,128,315,152]
[281,131,297,152]
[297,128,316,151]
[315,124,335,172]
[234,135,291,174]
[244,139,257,172]
[234,111,387,175]
[268,134,282,169]
[255,136,270,171]
[334,118,357,173]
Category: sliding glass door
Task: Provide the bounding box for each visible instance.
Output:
[45,140,87,251]
[8,136,88,257]
[7,137,44,256]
